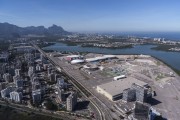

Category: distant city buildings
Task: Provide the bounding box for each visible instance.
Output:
[14,46,35,53]
[15,79,24,88]
[48,73,56,82]
[122,88,136,102]
[0,82,6,91]
[47,68,52,76]
[66,92,77,111]
[57,78,67,89]
[57,87,65,102]
[122,83,150,103]
[55,74,60,82]
[40,54,44,62]
[10,91,23,102]
[132,102,150,120]
[13,75,21,83]
[36,64,42,71]
[131,83,149,103]
[0,63,6,74]
[32,81,41,90]
[15,69,21,76]
[28,66,34,77]
[43,64,48,70]
[0,52,9,62]
[0,37,169,119]
[3,73,12,83]
[32,89,41,104]
[1,86,15,98]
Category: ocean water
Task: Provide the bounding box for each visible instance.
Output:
[105,32,180,41]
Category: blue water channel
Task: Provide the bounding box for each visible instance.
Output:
[43,43,180,71]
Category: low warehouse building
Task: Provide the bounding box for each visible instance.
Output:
[96,77,148,101]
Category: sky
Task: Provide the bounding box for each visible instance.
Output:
[0,0,180,32]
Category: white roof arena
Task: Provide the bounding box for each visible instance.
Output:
[86,55,116,62]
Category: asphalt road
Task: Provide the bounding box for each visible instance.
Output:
[32,43,110,120]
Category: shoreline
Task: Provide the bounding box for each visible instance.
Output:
[151,44,180,53]
[43,41,180,53]
[42,42,180,75]
[151,55,180,76]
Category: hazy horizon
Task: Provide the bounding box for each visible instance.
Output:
[1,0,180,32]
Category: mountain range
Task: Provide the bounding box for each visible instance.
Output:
[0,22,71,38]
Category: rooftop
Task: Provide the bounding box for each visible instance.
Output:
[97,77,148,96]
[86,55,116,62]
[71,59,85,64]
[66,55,81,58]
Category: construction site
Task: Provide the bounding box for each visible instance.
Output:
[47,52,180,120]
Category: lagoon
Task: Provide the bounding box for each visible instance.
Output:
[43,43,180,71]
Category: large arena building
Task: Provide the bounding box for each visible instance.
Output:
[96,77,148,101]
